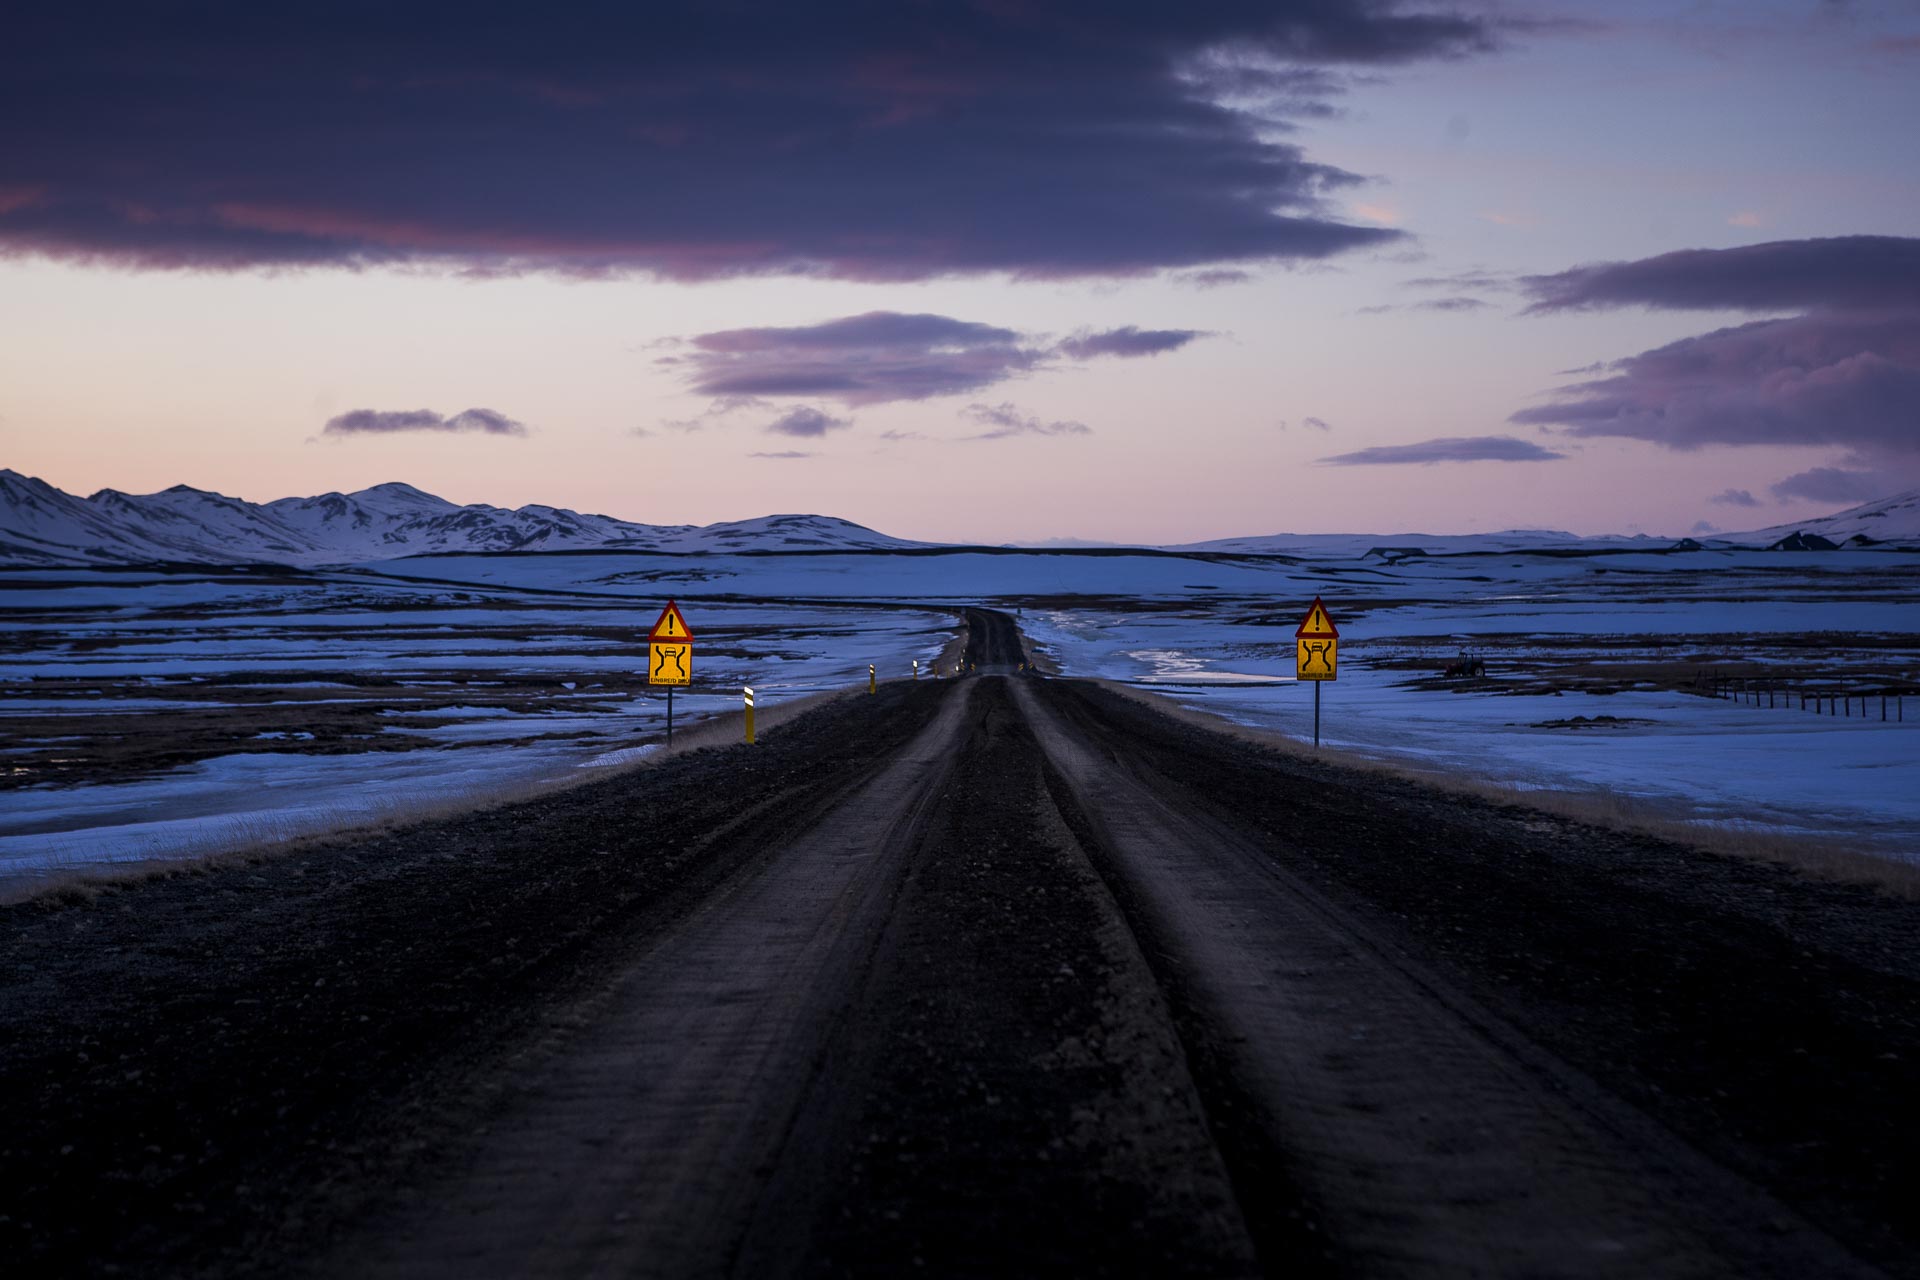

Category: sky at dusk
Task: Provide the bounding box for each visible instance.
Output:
[3,0,1918,544]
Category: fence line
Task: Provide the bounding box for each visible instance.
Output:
[1696,673,1909,723]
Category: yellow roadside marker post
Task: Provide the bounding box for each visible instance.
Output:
[647,599,694,746]
[1294,596,1339,748]
[869,663,876,694]
[744,686,755,744]
[913,658,919,680]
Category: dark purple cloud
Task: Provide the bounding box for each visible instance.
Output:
[1303,415,1332,431]
[764,406,852,438]
[1769,467,1883,503]
[1511,310,1920,455]
[1709,488,1760,507]
[696,313,1020,354]
[749,450,814,460]
[1521,237,1920,314]
[1358,295,1489,314]
[322,407,529,437]
[961,402,1092,440]
[0,3,1500,281]
[1517,238,1920,471]
[670,312,1040,406]
[1319,435,1564,465]
[670,310,1208,407]
[1056,326,1207,359]
[1176,268,1253,289]
[1405,268,1514,291]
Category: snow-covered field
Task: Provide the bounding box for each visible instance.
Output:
[1017,547,1920,861]
[0,563,955,884]
[3,542,1917,887]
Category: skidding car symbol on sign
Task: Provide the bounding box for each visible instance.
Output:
[651,643,690,685]
[1295,596,1338,681]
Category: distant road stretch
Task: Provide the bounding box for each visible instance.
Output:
[5,608,1918,1278]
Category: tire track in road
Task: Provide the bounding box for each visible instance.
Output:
[321,683,981,1280]
[748,676,1264,1279]
[1014,677,1880,1280]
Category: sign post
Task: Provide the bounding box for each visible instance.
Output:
[1295,596,1339,747]
[744,686,755,745]
[869,663,876,694]
[648,599,694,746]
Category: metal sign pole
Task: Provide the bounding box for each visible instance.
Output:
[667,685,674,746]
[1294,595,1338,750]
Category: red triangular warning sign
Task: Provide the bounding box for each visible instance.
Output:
[1295,596,1338,638]
[648,599,694,643]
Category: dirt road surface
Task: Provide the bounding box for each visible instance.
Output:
[5,608,1919,1278]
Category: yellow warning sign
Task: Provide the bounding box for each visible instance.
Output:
[1296,597,1337,639]
[649,599,694,642]
[649,641,691,686]
[1295,596,1338,681]
[1296,637,1337,681]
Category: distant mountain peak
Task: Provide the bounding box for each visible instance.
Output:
[0,471,922,566]
[1730,487,1920,546]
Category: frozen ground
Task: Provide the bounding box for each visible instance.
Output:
[3,543,1917,885]
[1020,552,1920,861]
[0,563,955,885]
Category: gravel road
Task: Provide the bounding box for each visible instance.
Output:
[4,608,1918,1278]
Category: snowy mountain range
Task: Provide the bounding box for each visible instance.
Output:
[1732,488,1920,547]
[1170,489,1920,555]
[5,468,1917,567]
[0,470,920,567]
